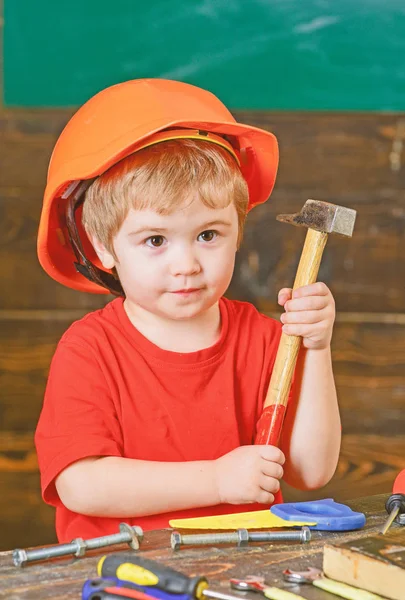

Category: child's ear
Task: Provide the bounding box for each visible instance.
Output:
[90,235,116,270]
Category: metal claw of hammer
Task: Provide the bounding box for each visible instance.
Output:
[255,199,357,447]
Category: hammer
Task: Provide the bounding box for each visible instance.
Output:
[255,199,357,447]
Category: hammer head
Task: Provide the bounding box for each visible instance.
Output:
[277,199,356,237]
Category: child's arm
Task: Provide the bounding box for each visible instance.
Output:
[55,445,285,517]
[277,282,341,490]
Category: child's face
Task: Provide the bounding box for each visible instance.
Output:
[104,194,239,321]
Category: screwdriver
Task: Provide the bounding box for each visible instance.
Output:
[83,578,190,600]
[98,554,245,600]
[380,469,405,535]
[86,585,160,600]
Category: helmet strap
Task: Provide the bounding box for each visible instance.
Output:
[65,182,125,297]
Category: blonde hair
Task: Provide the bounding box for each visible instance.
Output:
[82,138,249,259]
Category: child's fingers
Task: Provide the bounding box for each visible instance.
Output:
[280,310,326,325]
[284,296,328,312]
[258,445,285,465]
[261,462,284,480]
[292,282,330,299]
[259,475,281,495]
[282,323,324,337]
[278,288,292,306]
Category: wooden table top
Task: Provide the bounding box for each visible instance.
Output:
[0,494,391,600]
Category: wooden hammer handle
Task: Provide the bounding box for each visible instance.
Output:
[255,228,328,446]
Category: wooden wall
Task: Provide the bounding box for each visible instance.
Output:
[1,108,405,551]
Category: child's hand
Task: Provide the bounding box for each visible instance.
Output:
[213,445,285,505]
[278,282,335,350]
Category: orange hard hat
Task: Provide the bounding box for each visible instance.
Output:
[37,78,279,294]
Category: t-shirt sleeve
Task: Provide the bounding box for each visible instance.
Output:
[35,339,123,507]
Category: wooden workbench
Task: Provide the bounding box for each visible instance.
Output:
[0,495,394,599]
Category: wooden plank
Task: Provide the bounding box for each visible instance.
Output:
[0,316,85,432]
[1,111,405,191]
[323,528,405,599]
[229,188,405,314]
[0,472,56,550]
[0,317,404,432]
[1,186,405,310]
[0,315,404,550]
[0,0,3,110]
[1,110,405,310]
[0,495,391,599]
[235,111,405,192]
[0,187,110,309]
[281,435,405,504]
[331,320,405,436]
[0,109,74,134]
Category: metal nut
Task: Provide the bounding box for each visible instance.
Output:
[119,523,141,550]
[73,537,86,557]
[237,529,249,547]
[171,532,182,551]
[12,549,28,568]
[301,526,311,543]
[132,526,144,541]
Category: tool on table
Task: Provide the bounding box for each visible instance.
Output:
[171,527,310,550]
[98,554,244,600]
[380,468,405,534]
[169,509,315,530]
[271,498,366,531]
[283,567,385,600]
[13,523,143,567]
[88,593,142,600]
[230,576,306,600]
[255,199,357,446]
[84,582,161,600]
[83,578,189,600]
[87,592,136,600]
[169,498,364,532]
[323,528,405,600]
[229,575,305,600]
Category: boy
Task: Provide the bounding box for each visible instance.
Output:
[35,79,340,542]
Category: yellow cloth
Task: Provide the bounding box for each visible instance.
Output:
[169,509,316,530]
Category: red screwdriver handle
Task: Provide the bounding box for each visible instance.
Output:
[393,469,405,495]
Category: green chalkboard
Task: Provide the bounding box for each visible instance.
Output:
[4,0,405,109]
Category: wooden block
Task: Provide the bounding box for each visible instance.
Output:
[323,528,405,600]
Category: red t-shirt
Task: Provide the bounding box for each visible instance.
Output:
[35,297,287,542]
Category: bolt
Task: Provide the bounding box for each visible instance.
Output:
[13,523,144,567]
[248,527,311,544]
[171,527,311,550]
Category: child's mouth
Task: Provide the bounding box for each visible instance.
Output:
[171,288,201,296]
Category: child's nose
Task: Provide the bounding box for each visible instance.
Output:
[169,248,201,276]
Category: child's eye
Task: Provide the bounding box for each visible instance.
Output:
[198,230,217,242]
[145,235,165,247]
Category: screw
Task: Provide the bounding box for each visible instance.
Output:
[171,527,311,550]
[13,523,143,567]
[248,527,311,543]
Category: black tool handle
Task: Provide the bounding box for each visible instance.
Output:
[99,554,208,597]
[385,493,405,516]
